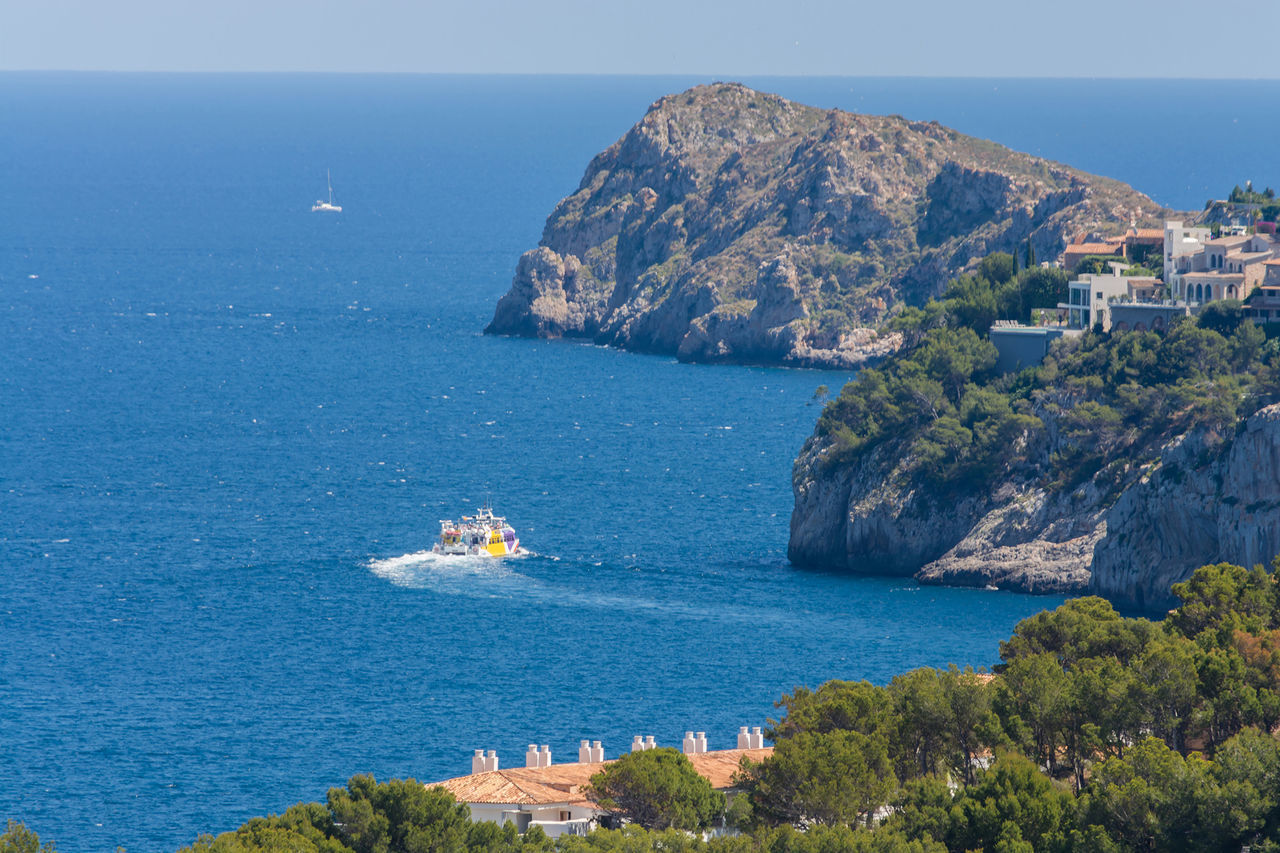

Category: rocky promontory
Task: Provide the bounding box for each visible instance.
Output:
[791,395,1280,613]
[486,82,1165,367]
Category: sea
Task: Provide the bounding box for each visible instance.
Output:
[2,73,1276,852]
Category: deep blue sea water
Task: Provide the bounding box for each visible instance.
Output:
[2,74,1275,852]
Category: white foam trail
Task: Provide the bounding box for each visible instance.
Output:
[367,551,803,627]
[367,548,531,590]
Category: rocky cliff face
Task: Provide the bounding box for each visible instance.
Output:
[487,82,1166,368]
[1091,406,1280,611]
[790,403,1280,612]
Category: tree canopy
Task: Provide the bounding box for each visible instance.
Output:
[0,822,57,853]
[585,748,725,832]
[177,776,498,853]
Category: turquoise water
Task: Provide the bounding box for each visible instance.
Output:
[2,73,1273,851]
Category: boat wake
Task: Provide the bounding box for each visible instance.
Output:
[367,548,532,590]
[367,550,808,627]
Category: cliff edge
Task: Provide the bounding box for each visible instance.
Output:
[486,82,1165,368]
[791,398,1280,613]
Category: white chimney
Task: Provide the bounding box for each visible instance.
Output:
[737,726,750,749]
[579,739,592,763]
[644,735,656,750]
[696,732,707,753]
[485,750,498,772]
[591,740,604,762]
[631,735,644,753]
[682,731,696,755]
[751,727,764,749]
[540,745,551,767]
[472,749,486,775]
[526,744,540,768]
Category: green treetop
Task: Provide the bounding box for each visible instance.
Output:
[585,748,725,832]
[1,822,57,853]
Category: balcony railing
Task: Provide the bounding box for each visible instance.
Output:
[1107,297,1186,306]
[529,818,594,837]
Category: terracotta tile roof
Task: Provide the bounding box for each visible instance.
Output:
[1130,228,1164,239]
[428,748,775,807]
[687,747,773,788]
[432,766,601,807]
[1205,235,1252,247]
[1065,242,1123,254]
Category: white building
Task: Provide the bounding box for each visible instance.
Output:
[435,758,603,837]
[1061,269,1133,330]
[1163,220,1212,286]
[430,735,773,839]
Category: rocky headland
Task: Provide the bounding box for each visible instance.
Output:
[486,82,1166,368]
[487,81,1272,614]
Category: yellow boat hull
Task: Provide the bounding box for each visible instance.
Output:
[482,537,520,557]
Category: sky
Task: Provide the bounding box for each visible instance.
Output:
[2,0,1277,78]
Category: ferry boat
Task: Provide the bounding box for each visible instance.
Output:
[433,504,520,557]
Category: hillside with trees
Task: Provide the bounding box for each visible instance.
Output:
[789,253,1280,608]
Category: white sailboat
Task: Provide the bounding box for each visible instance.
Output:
[312,169,342,212]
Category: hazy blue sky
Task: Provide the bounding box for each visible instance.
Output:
[3,0,1276,77]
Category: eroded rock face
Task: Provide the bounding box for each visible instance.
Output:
[488,248,607,338]
[916,486,1106,594]
[789,436,1094,593]
[487,82,1166,368]
[790,402,1280,612]
[1091,405,1280,611]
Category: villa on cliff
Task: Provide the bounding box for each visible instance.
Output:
[1060,227,1165,274]
[991,219,1280,373]
[1164,225,1280,303]
[1245,261,1280,323]
[1058,220,1280,313]
[1064,222,1279,332]
[429,728,770,839]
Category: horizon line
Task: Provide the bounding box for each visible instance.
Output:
[2,69,1279,83]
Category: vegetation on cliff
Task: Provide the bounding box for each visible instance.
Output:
[814,253,1279,496]
[487,83,1167,368]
